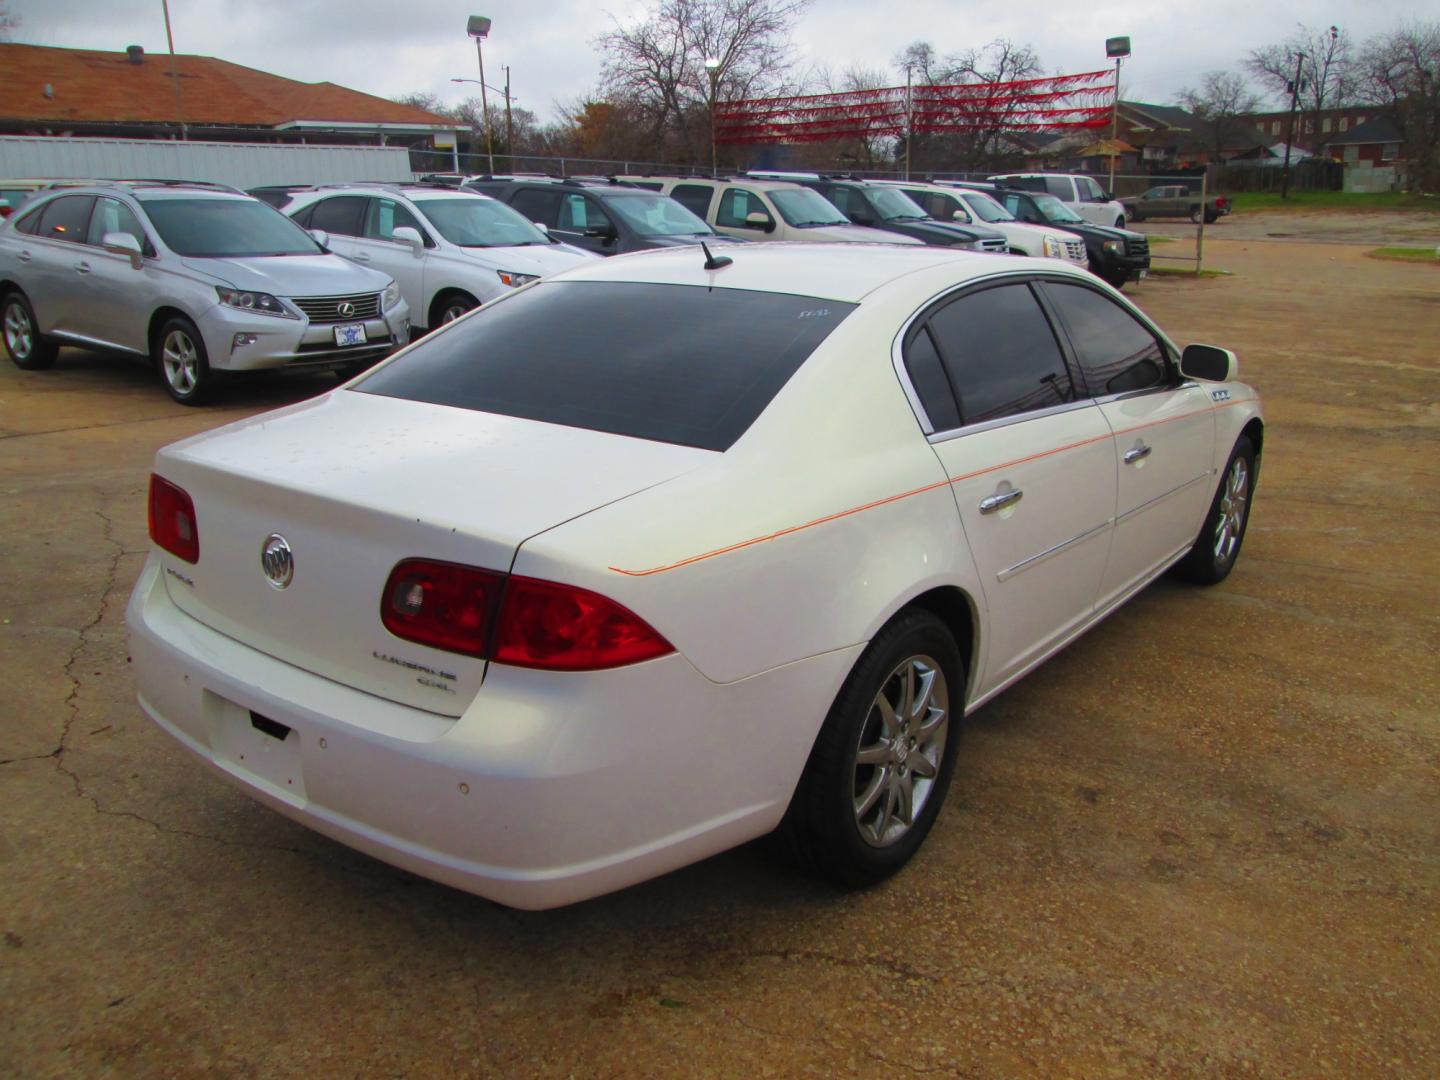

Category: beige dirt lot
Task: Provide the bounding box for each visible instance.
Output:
[1,217,1437,1077]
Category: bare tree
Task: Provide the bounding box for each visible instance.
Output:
[1245,23,1356,146]
[1357,21,1440,189]
[596,0,810,163]
[1178,71,1264,159]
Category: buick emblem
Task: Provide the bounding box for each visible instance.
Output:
[261,534,294,590]
[336,301,356,319]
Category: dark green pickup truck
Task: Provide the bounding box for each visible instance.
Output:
[1121,185,1231,224]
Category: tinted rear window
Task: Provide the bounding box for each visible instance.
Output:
[358,281,855,451]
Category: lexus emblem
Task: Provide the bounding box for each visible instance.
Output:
[261,534,294,590]
[336,301,356,319]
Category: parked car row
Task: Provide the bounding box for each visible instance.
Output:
[2,170,1156,404]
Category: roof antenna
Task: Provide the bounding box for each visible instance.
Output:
[701,241,732,270]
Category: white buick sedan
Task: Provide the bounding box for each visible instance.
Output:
[127,243,1262,909]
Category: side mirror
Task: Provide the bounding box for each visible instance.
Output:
[308,228,331,249]
[390,226,424,254]
[102,231,144,269]
[1181,343,1239,382]
[744,212,775,233]
[584,224,617,241]
[533,221,549,235]
[951,209,972,224]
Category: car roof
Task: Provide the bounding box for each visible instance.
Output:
[542,242,1078,304]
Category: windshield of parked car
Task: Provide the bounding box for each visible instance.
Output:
[959,193,1014,223]
[1030,193,1085,224]
[415,197,552,247]
[358,281,856,451]
[866,187,929,221]
[770,188,849,227]
[140,197,321,257]
[604,194,715,237]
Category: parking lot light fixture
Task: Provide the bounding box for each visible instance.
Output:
[467,15,496,173]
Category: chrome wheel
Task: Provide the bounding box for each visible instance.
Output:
[4,300,33,360]
[440,300,474,324]
[161,328,200,396]
[852,654,950,848]
[1213,456,1249,565]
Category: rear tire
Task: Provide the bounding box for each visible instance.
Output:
[1190,206,1204,224]
[1172,436,1255,585]
[778,609,963,887]
[2,291,58,370]
[154,316,215,405]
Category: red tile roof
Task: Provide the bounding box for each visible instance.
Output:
[2,43,455,129]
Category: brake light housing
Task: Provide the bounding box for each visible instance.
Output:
[381,561,673,671]
[148,474,199,563]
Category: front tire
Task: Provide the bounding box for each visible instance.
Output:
[154,316,214,405]
[430,291,478,329]
[1114,216,1126,229]
[2,291,58,370]
[1173,436,1255,585]
[778,609,964,887]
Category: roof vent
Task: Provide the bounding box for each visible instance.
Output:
[126,45,144,64]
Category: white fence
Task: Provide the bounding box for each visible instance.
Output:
[0,136,415,187]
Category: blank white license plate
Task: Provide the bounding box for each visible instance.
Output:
[334,323,368,346]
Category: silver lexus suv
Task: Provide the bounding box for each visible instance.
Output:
[0,180,411,404]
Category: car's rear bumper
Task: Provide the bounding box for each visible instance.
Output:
[126,555,856,909]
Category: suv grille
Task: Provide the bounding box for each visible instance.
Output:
[292,293,382,323]
[1125,237,1150,258]
[979,237,1007,253]
[1064,238,1086,262]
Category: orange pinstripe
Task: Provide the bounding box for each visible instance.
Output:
[609,397,1257,577]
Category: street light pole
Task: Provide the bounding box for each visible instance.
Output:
[467,15,496,174]
[1104,36,1131,194]
[705,57,720,175]
[1280,50,1305,200]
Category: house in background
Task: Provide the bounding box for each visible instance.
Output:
[1246,107,1377,153]
[0,42,459,150]
[1322,115,1406,166]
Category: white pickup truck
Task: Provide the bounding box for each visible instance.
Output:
[987,173,1129,229]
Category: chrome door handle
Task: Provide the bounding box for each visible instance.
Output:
[74,261,92,274]
[979,488,1023,514]
[352,253,371,262]
[17,250,31,262]
[1123,443,1152,464]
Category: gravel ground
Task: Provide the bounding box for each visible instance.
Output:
[1,217,1436,1077]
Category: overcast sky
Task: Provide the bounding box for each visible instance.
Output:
[9,0,1427,123]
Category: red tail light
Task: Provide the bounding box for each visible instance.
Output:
[148,474,199,563]
[494,576,674,671]
[381,561,673,670]
[381,559,505,658]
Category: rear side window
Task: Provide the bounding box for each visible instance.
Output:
[924,283,1075,425]
[1042,282,1169,396]
[1045,177,1073,199]
[671,184,714,217]
[358,282,856,451]
[37,195,95,243]
[902,326,961,431]
[12,204,45,235]
[308,196,366,237]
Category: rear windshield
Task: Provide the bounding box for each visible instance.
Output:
[358,281,855,451]
[141,197,320,257]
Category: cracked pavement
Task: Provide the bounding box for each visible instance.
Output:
[2,225,1438,1077]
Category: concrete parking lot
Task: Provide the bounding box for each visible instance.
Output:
[2,219,1437,1076]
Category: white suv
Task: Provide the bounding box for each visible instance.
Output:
[869,180,1087,264]
[987,173,1129,229]
[280,183,599,332]
[621,176,922,246]
[0,180,410,403]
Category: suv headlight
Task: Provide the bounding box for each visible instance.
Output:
[1103,239,1124,255]
[383,280,402,309]
[215,286,297,319]
[496,270,538,288]
[1042,236,1064,258]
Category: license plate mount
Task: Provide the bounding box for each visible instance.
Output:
[334,322,368,347]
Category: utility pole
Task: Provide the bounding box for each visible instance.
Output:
[503,65,513,160]
[904,65,913,181]
[160,0,188,140]
[1280,51,1305,200]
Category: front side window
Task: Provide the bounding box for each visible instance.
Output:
[1077,176,1106,201]
[960,194,1013,223]
[306,196,367,237]
[509,188,563,227]
[924,283,1075,425]
[85,197,153,255]
[140,197,320,258]
[413,197,549,248]
[670,184,715,218]
[363,198,429,244]
[358,282,855,451]
[1029,193,1085,224]
[866,187,927,221]
[37,195,95,244]
[716,189,772,229]
[1043,281,1169,396]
